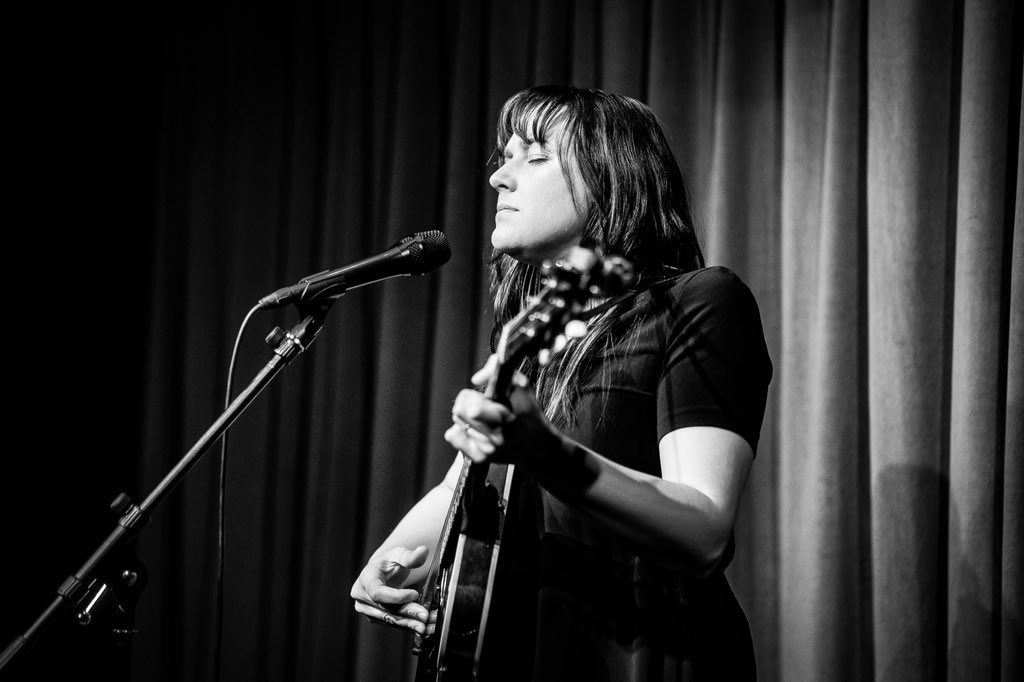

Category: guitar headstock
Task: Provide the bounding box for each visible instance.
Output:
[488,246,634,398]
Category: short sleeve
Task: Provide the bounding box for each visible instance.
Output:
[655,267,772,453]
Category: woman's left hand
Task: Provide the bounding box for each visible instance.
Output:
[444,356,561,467]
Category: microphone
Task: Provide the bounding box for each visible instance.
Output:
[257,230,451,310]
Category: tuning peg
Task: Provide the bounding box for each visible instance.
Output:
[564,320,587,339]
[592,255,635,295]
[561,246,599,274]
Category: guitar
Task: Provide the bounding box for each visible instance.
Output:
[413,246,634,681]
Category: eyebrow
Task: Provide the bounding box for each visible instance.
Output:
[501,137,544,156]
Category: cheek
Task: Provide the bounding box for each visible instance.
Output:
[543,182,585,232]
[535,170,574,212]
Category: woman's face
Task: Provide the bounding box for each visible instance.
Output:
[488,122,588,266]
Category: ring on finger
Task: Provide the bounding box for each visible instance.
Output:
[454,416,497,450]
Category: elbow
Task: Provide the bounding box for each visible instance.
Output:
[618,505,737,577]
[645,539,723,579]
[661,523,733,579]
[687,534,730,578]
[680,502,739,578]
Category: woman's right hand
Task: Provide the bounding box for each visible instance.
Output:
[351,545,430,635]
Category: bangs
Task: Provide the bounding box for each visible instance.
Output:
[496,91,572,150]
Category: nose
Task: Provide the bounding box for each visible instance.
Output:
[489,163,515,192]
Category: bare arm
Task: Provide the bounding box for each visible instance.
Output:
[447,367,752,578]
[540,426,751,577]
[350,455,462,633]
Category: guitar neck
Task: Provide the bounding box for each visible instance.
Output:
[419,454,471,609]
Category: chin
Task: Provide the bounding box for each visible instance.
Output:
[490,241,536,266]
[493,245,530,264]
[490,229,520,256]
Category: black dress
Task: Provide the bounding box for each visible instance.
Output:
[478,266,773,681]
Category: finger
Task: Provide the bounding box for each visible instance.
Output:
[354,600,427,635]
[382,544,429,570]
[378,611,426,634]
[362,579,420,605]
[353,592,426,623]
[396,601,430,622]
[421,609,439,637]
[452,416,506,451]
[445,425,491,463]
[470,355,499,387]
[452,390,513,431]
[452,414,504,449]
[356,597,430,623]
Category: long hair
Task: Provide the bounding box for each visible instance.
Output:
[489,85,704,427]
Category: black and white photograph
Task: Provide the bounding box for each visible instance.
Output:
[3,1,1020,680]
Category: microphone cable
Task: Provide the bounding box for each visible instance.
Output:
[213,302,261,682]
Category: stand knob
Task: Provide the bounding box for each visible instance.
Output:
[110,494,133,517]
[265,327,286,346]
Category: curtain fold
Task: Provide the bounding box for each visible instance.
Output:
[867,1,956,678]
[6,1,1019,681]
[780,0,868,678]
[701,5,786,675]
[948,1,1017,679]
[1005,88,1023,681]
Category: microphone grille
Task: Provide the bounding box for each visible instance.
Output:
[408,230,451,274]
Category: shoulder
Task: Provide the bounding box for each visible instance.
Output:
[650,266,772,380]
[650,266,761,322]
[650,267,773,452]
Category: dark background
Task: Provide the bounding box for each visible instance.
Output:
[6,2,158,678]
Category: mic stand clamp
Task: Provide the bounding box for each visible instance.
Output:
[74,501,148,682]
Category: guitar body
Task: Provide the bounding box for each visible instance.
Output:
[414,462,513,681]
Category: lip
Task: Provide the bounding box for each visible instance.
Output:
[496,204,517,213]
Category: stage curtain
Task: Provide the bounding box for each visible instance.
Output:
[135,1,1024,680]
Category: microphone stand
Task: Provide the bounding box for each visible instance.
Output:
[0,302,333,678]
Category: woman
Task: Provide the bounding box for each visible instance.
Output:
[352,85,772,680]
